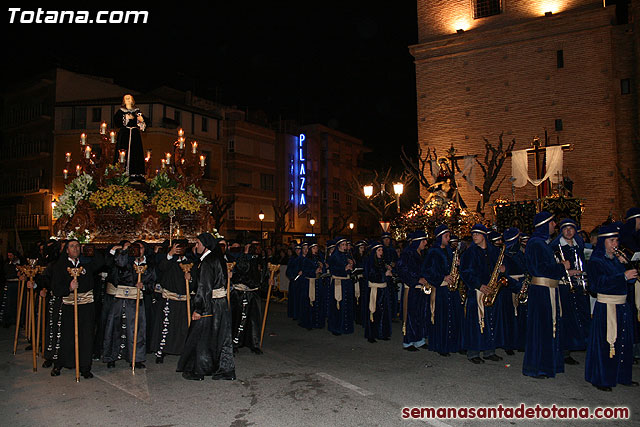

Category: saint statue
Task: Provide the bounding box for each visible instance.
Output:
[114,94,147,182]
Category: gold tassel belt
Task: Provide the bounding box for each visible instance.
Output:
[308,277,316,306]
[159,287,187,302]
[106,283,142,300]
[62,290,94,305]
[212,288,227,299]
[531,277,562,338]
[368,281,387,322]
[233,284,259,292]
[332,276,349,310]
[596,293,627,358]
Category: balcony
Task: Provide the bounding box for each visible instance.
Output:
[0,177,50,196]
[0,139,52,161]
[0,214,50,230]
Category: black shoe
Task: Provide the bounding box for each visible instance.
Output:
[534,374,549,379]
[505,350,515,356]
[133,362,145,369]
[182,371,204,381]
[483,354,503,362]
[251,348,263,355]
[404,346,419,352]
[621,381,639,387]
[564,356,579,365]
[332,332,341,336]
[595,385,612,392]
[439,352,450,357]
[419,343,429,349]
[469,357,485,364]
[213,371,236,381]
[155,356,164,364]
[368,338,377,343]
[42,360,52,368]
[381,337,390,341]
[107,361,115,368]
[82,371,94,379]
[50,367,61,377]
[458,350,467,355]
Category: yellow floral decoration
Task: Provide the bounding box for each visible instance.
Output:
[152,188,201,214]
[89,185,147,215]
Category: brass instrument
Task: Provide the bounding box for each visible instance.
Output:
[448,246,460,291]
[556,244,577,292]
[482,244,508,307]
[517,273,531,305]
[614,246,640,270]
[574,250,588,295]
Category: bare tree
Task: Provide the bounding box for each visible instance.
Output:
[400,145,436,201]
[271,201,291,246]
[209,194,235,231]
[327,212,353,237]
[474,132,517,213]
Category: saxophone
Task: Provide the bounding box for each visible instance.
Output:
[448,247,460,291]
[482,244,508,307]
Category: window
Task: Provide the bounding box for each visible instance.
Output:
[332,192,340,202]
[72,107,86,129]
[474,0,501,19]
[202,117,208,132]
[260,173,274,191]
[557,50,564,69]
[228,139,235,153]
[621,78,631,95]
[555,119,563,131]
[91,108,101,122]
[174,110,181,125]
[346,194,352,205]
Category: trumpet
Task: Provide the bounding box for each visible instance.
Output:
[517,273,531,305]
[614,247,640,270]
[556,244,578,292]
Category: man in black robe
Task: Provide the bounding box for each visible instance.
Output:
[177,233,235,380]
[230,239,263,354]
[50,240,104,378]
[114,94,147,182]
[151,240,191,363]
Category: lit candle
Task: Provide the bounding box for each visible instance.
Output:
[161,159,166,169]
[110,131,116,144]
[80,133,87,145]
[63,169,68,179]
[166,153,171,165]
[181,158,185,165]
[178,128,184,137]
[76,165,81,176]
[191,141,198,154]
[199,155,205,167]
[65,152,71,162]
[100,122,107,135]
[146,149,152,159]
[178,138,185,150]
[119,150,126,163]
[85,146,91,159]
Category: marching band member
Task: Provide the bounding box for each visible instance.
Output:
[551,218,590,365]
[460,224,502,364]
[298,243,325,330]
[363,241,393,343]
[619,207,640,363]
[523,212,580,379]
[585,224,638,391]
[490,231,519,356]
[285,243,301,320]
[502,228,528,352]
[327,237,356,336]
[397,230,429,352]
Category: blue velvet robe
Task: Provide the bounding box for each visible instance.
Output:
[363,255,392,340]
[285,256,300,319]
[298,255,324,329]
[383,244,400,319]
[550,238,591,352]
[585,251,635,388]
[503,249,527,351]
[619,222,640,347]
[494,254,521,352]
[522,234,566,377]
[327,250,355,335]
[422,246,462,353]
[397,246,428,348]
[460,243,499,352]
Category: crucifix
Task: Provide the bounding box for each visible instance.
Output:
[507,130,572,201]
[439,144,477,207]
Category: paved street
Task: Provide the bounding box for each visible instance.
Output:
[1,302,639,427]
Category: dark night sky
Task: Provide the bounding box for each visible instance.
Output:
[4,3,419,167]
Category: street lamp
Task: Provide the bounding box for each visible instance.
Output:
[258,210,265,245]
[393,182,404,213]
[348,222,354,241]
[363,184,373,198]
[309,217,316,235]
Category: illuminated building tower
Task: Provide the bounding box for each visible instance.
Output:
[411,1,638,229]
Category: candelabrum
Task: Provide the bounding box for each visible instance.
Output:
[162,129,206,189]
[64,125,119,186]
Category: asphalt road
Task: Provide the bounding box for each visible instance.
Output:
[1,302,639,426]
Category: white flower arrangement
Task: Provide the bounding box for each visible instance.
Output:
[187,184,209,204]
[53,173,94,219]
[66,228,92,243]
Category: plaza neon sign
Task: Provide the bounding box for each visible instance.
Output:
[297,133,306,206]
